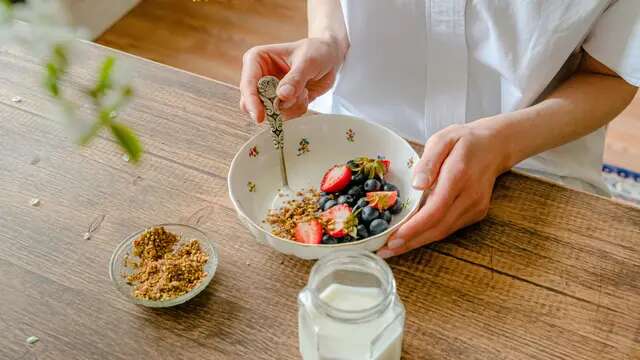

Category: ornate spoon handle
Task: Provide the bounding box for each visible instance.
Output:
[257,76,284,150]
[257,76,288,186]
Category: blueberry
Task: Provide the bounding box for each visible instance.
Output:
[390,200,403,215]
[352,172,366,184]
[318,196,331,209]
[340,235,354,243]
[369,219,389,236]
[383,183,399,197]
[361,206,380,223]
[354,197,369,210]
[322,234,339,244]
[382,210,392,223]
[364,179,381,192]
[347,185,365,198]
[323,199,338,211]
[357,224,369,239]
[337,194,355,207]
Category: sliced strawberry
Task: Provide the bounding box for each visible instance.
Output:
[294,220,323,244]
[320,165,352,193]
[366,191,398,211]
[321,204,358,238]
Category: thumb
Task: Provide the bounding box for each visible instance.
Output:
[277,57,316,102]
[412,133,458,189]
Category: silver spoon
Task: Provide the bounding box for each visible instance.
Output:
[257,76,298,209]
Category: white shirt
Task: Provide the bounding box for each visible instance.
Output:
[311,0,640,194]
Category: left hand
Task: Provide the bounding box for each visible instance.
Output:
[377,121,510,258]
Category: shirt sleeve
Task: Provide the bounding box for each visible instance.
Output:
[583,0,640,86]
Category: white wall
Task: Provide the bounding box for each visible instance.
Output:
[62,0,140,39]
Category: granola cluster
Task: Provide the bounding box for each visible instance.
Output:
[124,227,208,301]
[264,189,323,240]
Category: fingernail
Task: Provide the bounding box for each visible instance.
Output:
[377,249,394,259]
[277,84,295,98]
[412,173,430,189]
[387,238,405,249]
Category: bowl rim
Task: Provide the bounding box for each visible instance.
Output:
[108,223,219,308]
[227,113,424,248]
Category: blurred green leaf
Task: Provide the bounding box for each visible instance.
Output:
[78,121,104,146]
[90,56,115,99]
[45,62,59,97]
[110,123,142,163]
[52,45,69,73]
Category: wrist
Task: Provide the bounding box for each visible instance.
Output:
[313,32,349,60]
[470,116,519,174]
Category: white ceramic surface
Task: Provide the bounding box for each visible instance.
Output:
[228,114,423,260]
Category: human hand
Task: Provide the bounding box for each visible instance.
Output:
[239,37,345,122]
[377,121,511,258]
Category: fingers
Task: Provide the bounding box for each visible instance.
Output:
[240,48,268,123]
[280,88,309,120]
[412,129,459,190]
[377,194,466,258]
[389,149,466,246]
[277,49,318,103]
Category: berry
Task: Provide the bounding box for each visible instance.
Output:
[382,210,392,223]
[340,235,355,243]
[351,172,366,184]
[353,197,369,212]
[320,165,352,193]
[356,224,369,239]
[366,191,398,211]
[390,199,403,215]
[337,194,355,207]
[322,234,339,245]
[369,219,389,236]
[323,199,338,211]
[361,206,380,223]
[321,204,358,238]
[294,220,323,244]
[364,179,382,192]
[318,195,331,209]
[347,185,365,198]
[383,183,399,197]
[349,157,389,180]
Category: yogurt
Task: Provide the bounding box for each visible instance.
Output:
[299,283,404,360]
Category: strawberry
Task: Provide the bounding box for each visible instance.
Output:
[348,157,390,180]
[366,191,398,211]
[321,204,358,238]
[320,165,352,193]
[294,220,323,244]
[381,159,391,173]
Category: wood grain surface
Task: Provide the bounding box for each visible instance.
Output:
[1,39,640,360]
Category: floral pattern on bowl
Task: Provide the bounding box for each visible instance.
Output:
[228,114,423,260]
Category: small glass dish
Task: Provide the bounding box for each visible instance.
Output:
[109,223,218,308]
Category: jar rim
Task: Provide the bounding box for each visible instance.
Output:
[308,249,395,323]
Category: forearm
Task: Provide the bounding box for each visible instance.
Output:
[484,57,638,172]
[307,0,349,58]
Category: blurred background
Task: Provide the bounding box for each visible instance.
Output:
[83,0,638,203]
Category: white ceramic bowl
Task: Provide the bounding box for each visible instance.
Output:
[228,114,422,259]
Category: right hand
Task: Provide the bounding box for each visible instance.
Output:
[239,37,345,122]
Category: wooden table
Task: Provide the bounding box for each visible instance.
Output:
[1,40,640,360]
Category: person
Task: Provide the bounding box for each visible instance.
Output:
[239,0,639,258]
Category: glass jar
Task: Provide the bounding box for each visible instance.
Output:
[298,250,405,360]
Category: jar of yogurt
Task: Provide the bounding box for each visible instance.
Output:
[298,250,405,360]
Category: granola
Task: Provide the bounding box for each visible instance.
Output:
[124,226,208,301]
